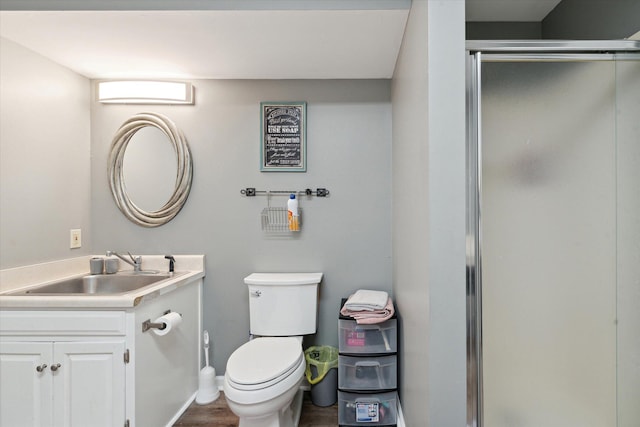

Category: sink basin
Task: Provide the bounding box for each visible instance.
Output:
[10,272,184,296]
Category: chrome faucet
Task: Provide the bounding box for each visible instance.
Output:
[106,251,142,272]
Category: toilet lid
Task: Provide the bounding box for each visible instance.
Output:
[227,337,302,387]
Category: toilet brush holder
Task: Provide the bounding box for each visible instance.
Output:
[195,365,219,405]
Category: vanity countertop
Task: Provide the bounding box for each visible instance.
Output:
[0,255,205,309]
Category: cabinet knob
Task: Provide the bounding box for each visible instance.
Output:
[35,364,48,372]
[50,363,61,372]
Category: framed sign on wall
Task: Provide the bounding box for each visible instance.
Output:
[260,102,306,172]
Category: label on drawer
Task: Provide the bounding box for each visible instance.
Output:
[356,402,379,422]
[346,331,366,346]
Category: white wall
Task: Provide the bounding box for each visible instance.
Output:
[90,79,393,373]
[391,0,466,425]
[0,37,91,269]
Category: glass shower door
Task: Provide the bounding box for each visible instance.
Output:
[614,56,640,427]
[469,50,640,427]
[481,59,617,427]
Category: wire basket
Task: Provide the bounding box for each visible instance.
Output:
[261,207,302,232]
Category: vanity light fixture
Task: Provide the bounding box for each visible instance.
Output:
[97,80,194,105]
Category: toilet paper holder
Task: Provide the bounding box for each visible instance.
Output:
[142,309,181,333]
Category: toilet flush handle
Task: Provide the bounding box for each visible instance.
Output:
[251,290,262,297]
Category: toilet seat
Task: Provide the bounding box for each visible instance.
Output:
[226,337,303,391]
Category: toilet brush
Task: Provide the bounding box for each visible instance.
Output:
[195,330,219,404]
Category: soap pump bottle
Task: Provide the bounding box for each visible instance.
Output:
[287,194,300,231]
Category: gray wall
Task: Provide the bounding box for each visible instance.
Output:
[466,22,541,40]
[543,0,640,39]
[0,37,92,269]
[391,0,429,417]
[90,79,393,373]
[391,0,466,425]
[421,1,466,422]
[467,0,640,41]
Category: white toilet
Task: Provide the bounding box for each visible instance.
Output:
[223,272,323,427]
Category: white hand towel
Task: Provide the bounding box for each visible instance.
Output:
[344,289,389,311]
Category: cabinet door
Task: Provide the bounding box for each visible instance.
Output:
[0,341,53,427]
[52,341,126,427]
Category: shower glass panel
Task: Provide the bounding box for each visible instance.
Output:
[615,57,640,427]
[467,42,640,427]
[481,60,617,427]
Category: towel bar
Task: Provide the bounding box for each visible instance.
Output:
[240,187,329,197]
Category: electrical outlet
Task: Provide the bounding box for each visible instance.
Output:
[70,229,82,249]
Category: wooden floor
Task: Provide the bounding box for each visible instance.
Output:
[173,391,339,427]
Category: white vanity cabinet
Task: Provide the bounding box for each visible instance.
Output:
[0,276,202,427]
[0,342,53,426]
[0,255,205,427]
[0,311,127,427]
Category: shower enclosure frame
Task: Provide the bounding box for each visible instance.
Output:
[465,39,640,427]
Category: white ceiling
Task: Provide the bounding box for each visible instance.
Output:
[0,1,563,80]
[0,10,409,79]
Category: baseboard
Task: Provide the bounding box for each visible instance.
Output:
[165,391,197,427]
[215,374,225,390]
[397,398,406,427]
[214,375,406,426]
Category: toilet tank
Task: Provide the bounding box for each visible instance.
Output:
[244,273,323,336]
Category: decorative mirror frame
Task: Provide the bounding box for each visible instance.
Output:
[108,112,193,227]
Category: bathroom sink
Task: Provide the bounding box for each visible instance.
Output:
[10,272,183,296]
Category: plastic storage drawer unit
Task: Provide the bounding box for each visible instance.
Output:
[338,354,397,391]
[338,319,397,355]
[338,390,397,426]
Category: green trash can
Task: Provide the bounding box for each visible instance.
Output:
[304,346,339,407]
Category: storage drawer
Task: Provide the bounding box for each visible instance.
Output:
[338,391,397,426]
[338,319,397,354]
[339,354,397,391]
